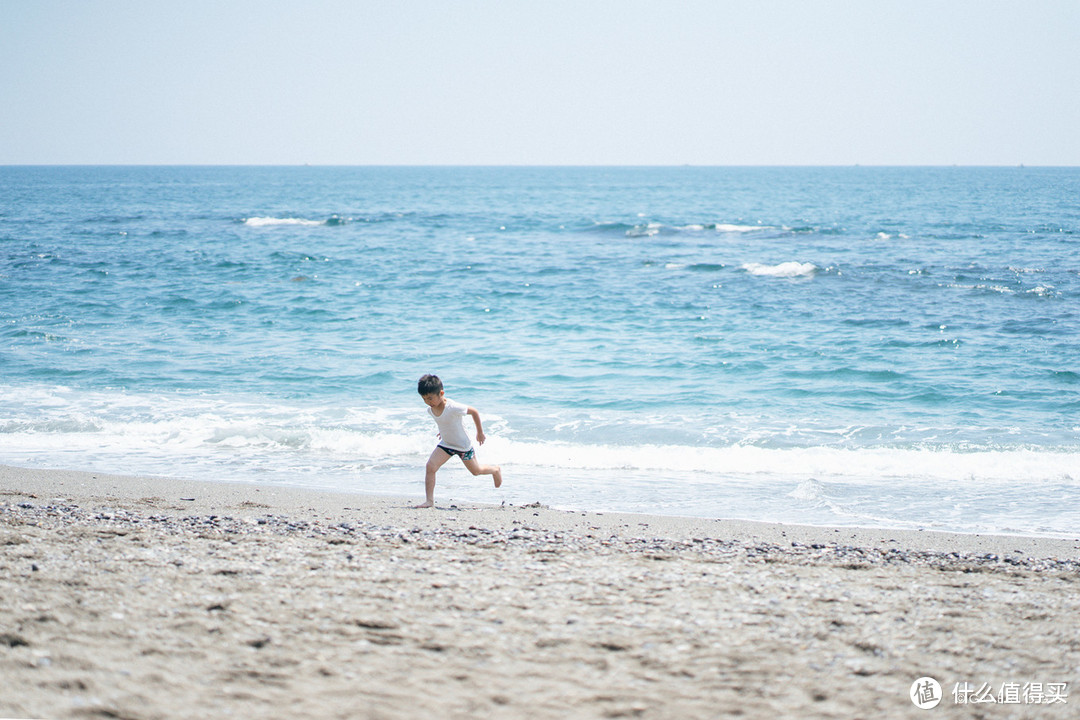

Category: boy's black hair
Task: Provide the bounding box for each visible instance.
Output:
[418,374,443,396]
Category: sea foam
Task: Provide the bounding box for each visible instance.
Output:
[3,384,1079,536]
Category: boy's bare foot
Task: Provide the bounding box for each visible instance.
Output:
[413,501,434,509]
[493,467,503,488]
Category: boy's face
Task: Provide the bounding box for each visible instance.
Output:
[421,392,445,409]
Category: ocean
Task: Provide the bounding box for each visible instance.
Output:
[2,165,1078,536]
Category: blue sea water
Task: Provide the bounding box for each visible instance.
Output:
[2,165,1078,536]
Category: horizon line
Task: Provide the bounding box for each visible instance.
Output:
[1,162,1074,169]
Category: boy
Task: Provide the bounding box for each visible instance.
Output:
[415,374,503,508]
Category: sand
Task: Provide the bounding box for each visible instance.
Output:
[2,464,1079,719]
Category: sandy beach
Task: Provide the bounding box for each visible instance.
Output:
[2,464,1078,719]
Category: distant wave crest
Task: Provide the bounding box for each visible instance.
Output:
[742,261,818,278]
[590,221,774,237]
[711,223,774,233]
[243,215,348,227]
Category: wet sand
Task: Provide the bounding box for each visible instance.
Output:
[2,464,1078,719]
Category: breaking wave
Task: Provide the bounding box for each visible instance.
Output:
[591,221,775,237]
[242,216,349,227]
[742,261,818,278]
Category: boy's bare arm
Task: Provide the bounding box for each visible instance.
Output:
[466,407,486,445]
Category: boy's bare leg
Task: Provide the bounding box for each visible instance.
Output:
[462,456,503,488]
[416,448,452,508]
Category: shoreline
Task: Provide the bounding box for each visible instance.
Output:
[3,464,1079,719]
[3,463,1078,558]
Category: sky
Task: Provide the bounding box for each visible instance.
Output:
[2,0,1078,166]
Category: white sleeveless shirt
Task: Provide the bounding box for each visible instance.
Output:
[429,398,472,451]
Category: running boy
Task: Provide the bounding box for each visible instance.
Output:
[415,374,503,508]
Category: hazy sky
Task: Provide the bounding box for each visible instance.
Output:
[3,0,1078,165]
